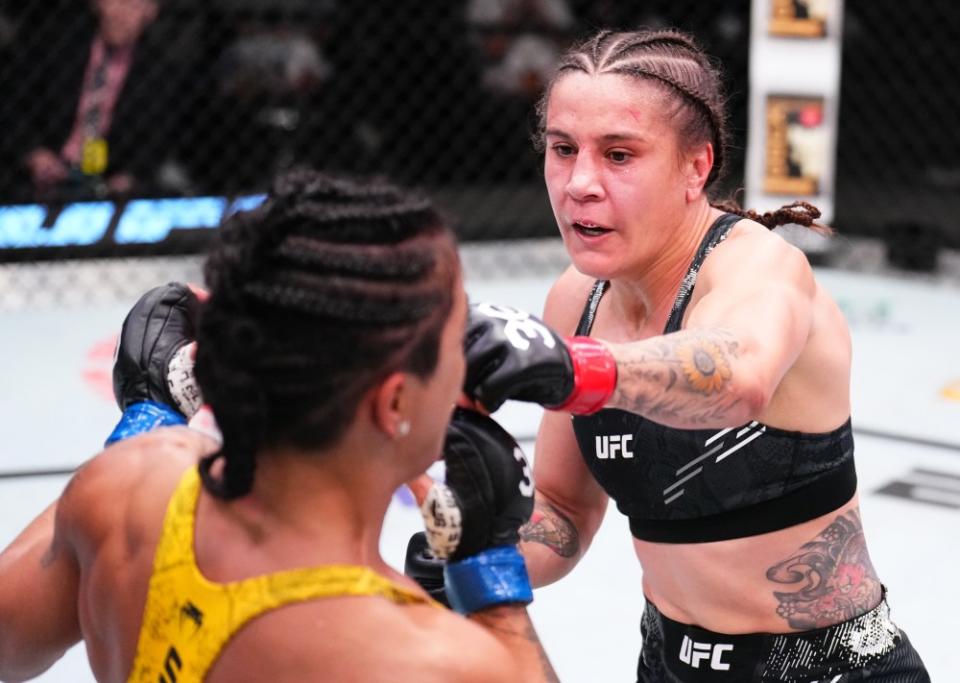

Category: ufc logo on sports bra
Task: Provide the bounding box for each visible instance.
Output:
[595,434,633,459]
[679,635,733,671]
[475,303,556,351]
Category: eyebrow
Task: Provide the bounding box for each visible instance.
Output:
[544,128,650,144]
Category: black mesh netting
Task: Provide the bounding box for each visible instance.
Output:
[0,0,750,245]
[835,0,960,248]
[0,0,956,247]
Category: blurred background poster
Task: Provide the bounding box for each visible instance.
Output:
[746,0,842,237]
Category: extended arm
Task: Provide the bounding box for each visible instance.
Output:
[462,272,609,587]
[0,491,81,681]
[604,237,815,428]
[463,237,816,430]
[0,283,207,682]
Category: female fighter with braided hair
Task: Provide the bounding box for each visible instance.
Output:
[462,28,930,681]
[0,169,558,682]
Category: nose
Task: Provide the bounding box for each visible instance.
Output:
[566,153,604,202]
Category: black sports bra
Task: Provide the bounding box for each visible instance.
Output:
[570,214,857,543]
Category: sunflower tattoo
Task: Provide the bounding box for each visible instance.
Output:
[677,339,732,393]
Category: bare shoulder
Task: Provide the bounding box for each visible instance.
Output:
[211,598,518,683]
[59,428,216,540]
[543,264,599,335]
[701,219,815,293]
[390,603,521,682]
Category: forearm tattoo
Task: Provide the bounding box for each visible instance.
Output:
[519,499,579,558]
[472,607,560,683]
[766,509,882,630]
[609,328,744,425]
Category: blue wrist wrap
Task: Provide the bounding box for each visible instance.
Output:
[443,545,533,615]
[105,400,186,446]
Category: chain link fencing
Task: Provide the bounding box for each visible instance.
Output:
[0,0,749,241]
[0,238,579,312]
[0,0,958,308]
[835,0,960,251]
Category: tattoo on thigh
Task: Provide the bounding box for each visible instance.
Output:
[766,509,882,630]
[519,500,579,558]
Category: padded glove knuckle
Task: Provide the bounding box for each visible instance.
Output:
[462,302,574,411]
[113,282,200,411]
[440,409,534,561]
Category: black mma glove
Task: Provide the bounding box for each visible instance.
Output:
[106,282,203,445]
[403,532,450,608]
[410,408,535,614]
[464,302,617,415]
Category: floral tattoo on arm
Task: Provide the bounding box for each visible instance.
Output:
[519,499,579,558]
[609,328,744,425]
[766,508,882,630]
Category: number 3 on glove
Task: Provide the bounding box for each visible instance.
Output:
[417,409,535,614]
[420,409,534,561]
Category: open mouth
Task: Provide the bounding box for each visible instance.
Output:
[572,221,613,237]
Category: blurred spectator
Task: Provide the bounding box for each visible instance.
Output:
[468,0,573,100]
[220,28,331,97]
[450,0,573,182]
[469,0,574,29]
[303,0,487,184]
[480,33,561,99]
[201,7,334,194]
[1,0,208,202]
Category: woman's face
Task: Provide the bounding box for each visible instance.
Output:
[543,72,694,280]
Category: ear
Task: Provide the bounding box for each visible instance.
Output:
[684,142,714,202]
[372,372,411,440]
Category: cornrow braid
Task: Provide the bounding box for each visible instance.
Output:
[536,28,729,186]
[606,30,706,63]
[195,169,459,500]
[244,276,441,324]
[276,236,438,281]
[275,197,437,244]
[712,199,831,233]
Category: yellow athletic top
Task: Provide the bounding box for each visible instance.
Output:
[127,467,436,683]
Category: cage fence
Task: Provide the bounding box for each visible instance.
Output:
[0,238,576,312]
[0,0,958,311]
[0,0,750,231]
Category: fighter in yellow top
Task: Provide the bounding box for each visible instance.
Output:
[0,170,558,683]
[127,467,436,683]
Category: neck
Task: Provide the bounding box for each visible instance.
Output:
[238,436,400,572]
[608,198,720,333]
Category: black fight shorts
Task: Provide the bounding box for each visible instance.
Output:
[637,595,929,682]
